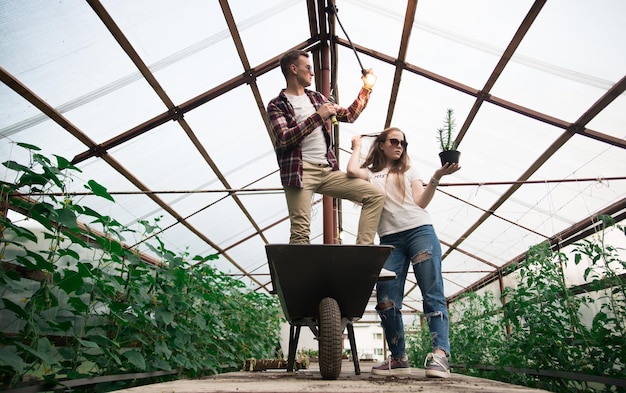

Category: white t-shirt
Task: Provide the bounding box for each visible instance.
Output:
[285,93,328,165]
[368,166,432,237]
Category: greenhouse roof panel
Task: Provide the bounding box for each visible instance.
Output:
[1,0,624,315]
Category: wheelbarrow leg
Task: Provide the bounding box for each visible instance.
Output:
[287,324,301,372]
[346,321,361,375]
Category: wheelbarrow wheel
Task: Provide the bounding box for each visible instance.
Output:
[318,297,342,380]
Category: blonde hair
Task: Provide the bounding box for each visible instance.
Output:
[361,127,411,201]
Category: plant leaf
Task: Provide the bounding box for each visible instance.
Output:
[54,154,81,172]
[2,220,38,242]
[0,346,27,372]
[77,338,101,349]
[2,298,28,319]
[123,349,146,370]
[16,142,41,151]
[85,180,115,202]
[156,308,174,325]
[56,270,85,294]
[56,206,78,229]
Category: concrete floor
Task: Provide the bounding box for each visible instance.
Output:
[112,360,551,393]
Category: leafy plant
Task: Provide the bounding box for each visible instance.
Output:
[405,316,432,365]
[0,143,283,391]
[500,242,591,391]
[448,291,506,375]
[405,218,625,393]
[571,215,626,384]
[437,108,457,151]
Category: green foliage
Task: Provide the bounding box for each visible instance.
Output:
[0,143,283,391]
[406,218,625,393]
[405,316,432,366]
[437,108,457,151]
[501,242,590,391]
[448,291,506,377]
[571,216,626,386]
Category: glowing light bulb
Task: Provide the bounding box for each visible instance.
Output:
[364,72,377,88]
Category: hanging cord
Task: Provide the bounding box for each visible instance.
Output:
[326,2,367,76]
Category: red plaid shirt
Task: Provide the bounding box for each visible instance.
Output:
[267,87,371,188]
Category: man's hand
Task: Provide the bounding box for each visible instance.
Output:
[316,102,337,120]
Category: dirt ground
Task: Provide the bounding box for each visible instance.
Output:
[112,360,551,393]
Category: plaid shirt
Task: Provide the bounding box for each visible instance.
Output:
[267,87,371,188]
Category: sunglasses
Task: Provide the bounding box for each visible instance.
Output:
[387,138,408,148]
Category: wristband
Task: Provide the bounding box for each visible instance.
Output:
[430,178,440,187]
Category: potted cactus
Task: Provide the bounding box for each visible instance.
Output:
[437,108,461,166]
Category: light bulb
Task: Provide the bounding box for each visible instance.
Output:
[364,72,377,88]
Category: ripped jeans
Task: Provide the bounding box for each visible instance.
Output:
[375,225,450,359]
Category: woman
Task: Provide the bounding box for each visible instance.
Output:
[347,127,460,378]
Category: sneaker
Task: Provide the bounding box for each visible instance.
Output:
[424,352,450,378]
[378,268,396,281]
[371,356,411,376]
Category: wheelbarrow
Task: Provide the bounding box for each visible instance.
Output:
[265,244,393,380]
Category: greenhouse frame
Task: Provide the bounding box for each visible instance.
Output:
[1,1,624,392]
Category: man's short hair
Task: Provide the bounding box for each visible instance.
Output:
[279,50,309,77]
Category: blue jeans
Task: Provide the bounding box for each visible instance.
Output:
[376,225,450,359]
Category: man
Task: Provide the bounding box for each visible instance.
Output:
[266,50,391,279]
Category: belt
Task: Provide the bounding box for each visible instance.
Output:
[306,162,330,168]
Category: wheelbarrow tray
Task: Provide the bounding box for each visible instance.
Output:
[265,244,394,322]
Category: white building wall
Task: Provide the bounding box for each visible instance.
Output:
[344,323,386,362]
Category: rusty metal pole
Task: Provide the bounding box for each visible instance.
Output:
[318,0,337,244]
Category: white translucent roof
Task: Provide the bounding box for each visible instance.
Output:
[1,0,625,315]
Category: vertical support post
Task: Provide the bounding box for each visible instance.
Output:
[318,0,337,244]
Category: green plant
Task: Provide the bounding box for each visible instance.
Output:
[405,316,432,367]
[0,143,283,391]
[448,291,506,374]
[571,215,626,384]
[405,217,625,393]
[500,242,591,391]
[437,108,457,151]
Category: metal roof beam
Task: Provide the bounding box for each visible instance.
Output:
[385,0,417,128]
[71,39,319,164]
[446,198,626,303]
[457,0,546,147]
[333,38,625,149]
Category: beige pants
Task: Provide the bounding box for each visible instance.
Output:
[284,161,385,245]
